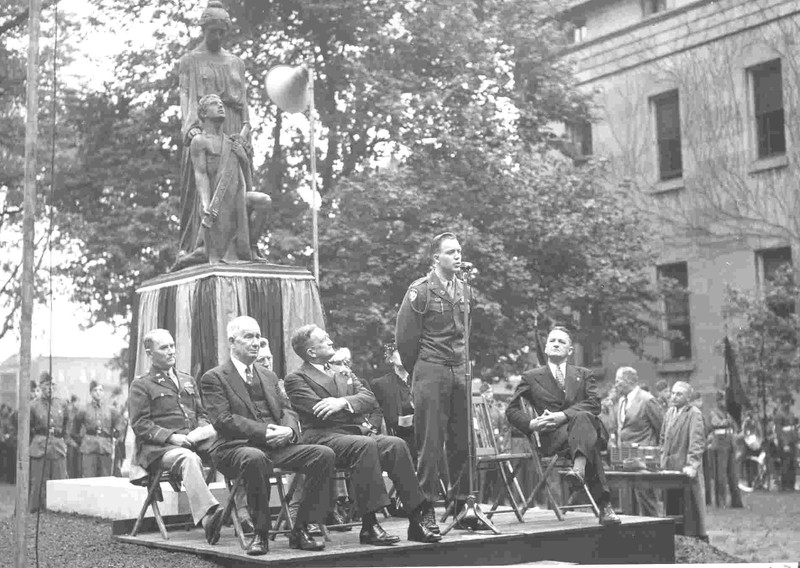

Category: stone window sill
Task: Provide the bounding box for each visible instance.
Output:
[749,154,788,174]
[656,360,695,374]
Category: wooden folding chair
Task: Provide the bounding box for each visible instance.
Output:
[439,395,531,523]
[472,395,531,522]
[129,457,217,539]
[519,399,600,521]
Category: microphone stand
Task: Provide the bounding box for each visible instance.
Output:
[441,264,500,535]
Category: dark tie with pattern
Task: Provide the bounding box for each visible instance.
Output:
[245,366,253,385]
[554,365,566,391]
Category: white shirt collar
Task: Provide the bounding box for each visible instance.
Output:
[230,355,251,382]
[547,361,566,378]
[311,362,329,375]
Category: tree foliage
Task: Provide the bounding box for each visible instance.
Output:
[723,266,800,406]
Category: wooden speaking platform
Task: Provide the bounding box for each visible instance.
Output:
[112,506,675,566]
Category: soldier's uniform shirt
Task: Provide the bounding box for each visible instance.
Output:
[72,400,121,456]
[395,269,472,502]
[30,396,70,459]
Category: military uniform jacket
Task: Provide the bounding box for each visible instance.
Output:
[129,366,208,469]
[284,362,381,438]
[395,270,470,373]
[72,400,123,456]
[30,396,70,459]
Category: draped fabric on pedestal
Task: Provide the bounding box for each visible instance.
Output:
[281,279,327,374]
[156,286,177,338]
[192,277,218,381]
[129,268,324,384]
[246,278,285,379]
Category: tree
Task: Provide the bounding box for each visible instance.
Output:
[723,266,800,432]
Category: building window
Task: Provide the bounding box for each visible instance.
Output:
[642,0,667,17]
[757,246,794,315]
[750,59,785,159]
[658,262,692,361]
[651,90,682,181]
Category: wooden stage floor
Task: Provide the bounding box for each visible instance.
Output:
[111,507,675,566]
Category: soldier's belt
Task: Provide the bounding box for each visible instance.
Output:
[85,430,112,437]
[34,428,63,437]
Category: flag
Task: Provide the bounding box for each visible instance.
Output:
[723,336,749,425]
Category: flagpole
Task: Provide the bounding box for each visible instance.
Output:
[16,0,42,566]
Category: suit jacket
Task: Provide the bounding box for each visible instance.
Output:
[371,370,413,433]
[129,367,208,469]
[506,363,604,455]
[200,360,299,454]
[616,387,664,447]
[284,361,381,438]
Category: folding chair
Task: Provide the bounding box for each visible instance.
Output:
[129,456,218,539]
[440,395,531,523]
[518,398,600,521]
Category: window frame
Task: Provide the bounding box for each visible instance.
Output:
[748,59,786,160]
[657,261,693,362]
[651,89,683,182]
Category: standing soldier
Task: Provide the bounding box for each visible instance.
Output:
[0,404,16,483]
[71,381,122,478]
[29,372,70,512]
[708,390,743,507]
[66,394,81,478]
[773,397,798,491]
[395,232,477,528]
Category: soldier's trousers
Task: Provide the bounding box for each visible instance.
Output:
[29,455,67,512]
[412,359,469,502]
[81,453,113,478]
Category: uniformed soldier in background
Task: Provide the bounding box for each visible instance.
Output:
[66,394,81,478]
[29,372,71,512]
[71,381,123,477]
[0,403,16,483]
[395,232,479,528]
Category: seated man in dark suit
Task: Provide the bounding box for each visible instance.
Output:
[129,329,225,545]
[371,343,416,463]
[284,324,441,545]
[201,316,336,556]
[506,326,620,525]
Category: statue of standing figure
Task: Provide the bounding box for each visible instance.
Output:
[172,0,270,271]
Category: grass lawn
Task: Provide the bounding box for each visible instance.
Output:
[705,489,800,562]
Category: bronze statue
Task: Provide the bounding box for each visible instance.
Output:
[173,1,269,271]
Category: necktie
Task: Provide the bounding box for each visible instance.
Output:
[619,397,628,427]
[323,363,333,377]
[554,365,565,391]
[244,366,253,385]
[445,280,454,299]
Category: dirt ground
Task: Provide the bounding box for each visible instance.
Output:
[0,482,798,565]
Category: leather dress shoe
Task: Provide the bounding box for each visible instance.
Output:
[204,506,224,545]
[246,533,269,556]
[419,501,441,535]
[408,516,442,543]
[289,524,325,551]
[598,503,621,526]
[359,521,401,546]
